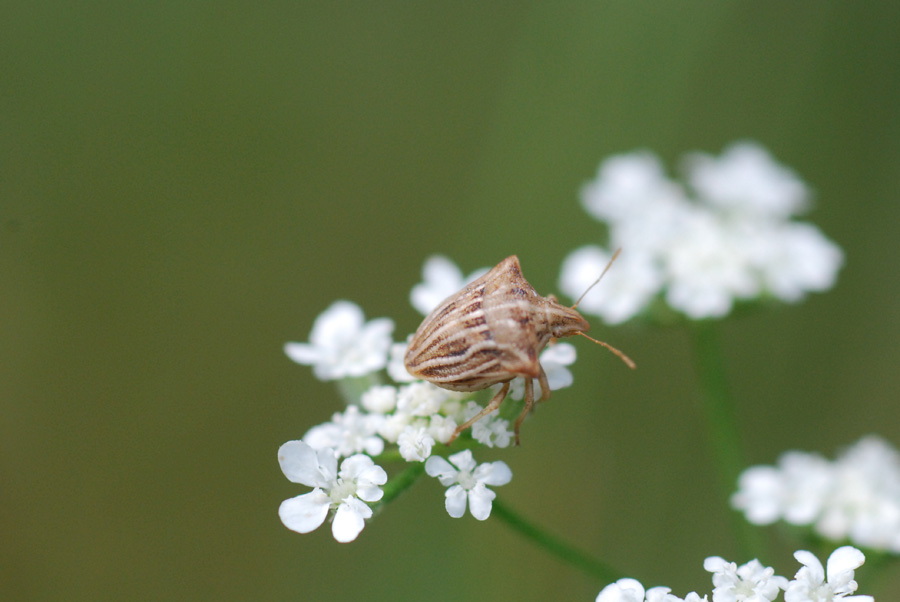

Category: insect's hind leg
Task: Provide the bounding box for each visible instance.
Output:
[513,366,549,445]
[449,381,510,444]
[536,365,550,403]
[513,377,535,446]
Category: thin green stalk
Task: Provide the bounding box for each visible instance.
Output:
[691,320,765,562]
[491,499,623,584]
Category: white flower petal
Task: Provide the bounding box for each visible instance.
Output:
[447,449,477,473]
[581,151,678,223]
[684,141,809,217]
[645,587,674,602]
[542,362,573,394]
[702,556,728,573]
[278,440,331,487]
[278,490,331,534]
[283,342,322,365]
[411,256,465,315]
[474,461,512,487]
[826,546,865,583]
[444,485,468,518]
[793,550,825,582]
[331,497,371,543]
[541,342,576,366]
[310,301,364,347]
[338,454,375,480]
[425,455,458,486]
[467,483,497,520]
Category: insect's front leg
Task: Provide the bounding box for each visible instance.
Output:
[448,381,511,444]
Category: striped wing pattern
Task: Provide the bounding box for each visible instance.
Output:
[405,256,553,392]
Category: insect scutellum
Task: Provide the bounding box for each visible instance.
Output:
[404,250,634,445]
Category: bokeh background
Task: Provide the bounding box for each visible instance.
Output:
[3,2,899,600]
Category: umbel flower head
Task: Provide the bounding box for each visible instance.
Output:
[596,547,872,602]
[560,142,844,323]
[732,435,900,553]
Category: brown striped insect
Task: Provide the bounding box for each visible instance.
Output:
[404,251,635,445]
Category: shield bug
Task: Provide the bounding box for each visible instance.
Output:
[404,250,634,445]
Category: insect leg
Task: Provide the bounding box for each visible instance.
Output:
[448,381,511,443]
[536,365,550,403]
[513,377,535,446]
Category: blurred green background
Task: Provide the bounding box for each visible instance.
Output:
[2,2,899,600]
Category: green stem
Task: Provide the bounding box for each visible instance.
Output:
[491,499,623,584]
[372,460,621,584]
[691,320,765,562]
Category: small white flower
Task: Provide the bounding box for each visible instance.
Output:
[703,556,787,601]
[277,440,387,543]
[581,151,685,224]
[596,579,648,602]
[376,410,413,443]
[509,343,577,400]
[284,301,394,380]
[397,425,435,462]
[427,414,458,444]
[410,256,489,315]
[302,405,384,458]
[462,401,512,449]
[784,547,873,602]
[396,381,449,417]
[732,451,833,527]
[596,579,687,602]
[425,450,512,520]
[360,385,398,414]
[684,141,809,218]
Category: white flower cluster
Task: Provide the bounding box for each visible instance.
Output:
[596,547,872,602]
[279,253,581,541]
[732,435,900,553]
[559,142,844,323]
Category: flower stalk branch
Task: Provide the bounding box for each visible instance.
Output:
[691,320,765,562]
[491,498,623,584]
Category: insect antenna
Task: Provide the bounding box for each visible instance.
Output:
[575,331,636,369]
[568,247,636,369]
[571,247,622,310]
